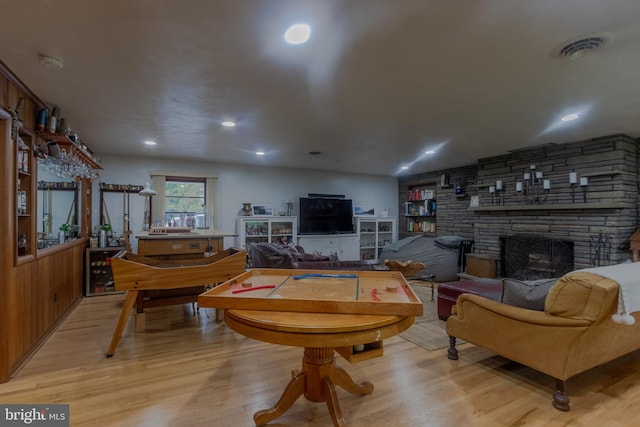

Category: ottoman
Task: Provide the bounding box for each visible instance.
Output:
[437,279,502,320]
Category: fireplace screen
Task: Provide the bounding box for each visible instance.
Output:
[500,235,574,280]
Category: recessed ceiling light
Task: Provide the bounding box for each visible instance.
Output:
[144,140,156,145]
[561,113,579,122]
[221,121,236,127]
[256,151,265,156]
[425,150,436,155]
[284,24,311,44]
[401,166,409,170]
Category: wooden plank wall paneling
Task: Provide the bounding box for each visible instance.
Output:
[1,64,85,383]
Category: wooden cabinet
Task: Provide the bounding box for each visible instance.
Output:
[236,216,297,250]
[1,62,88,384]
[356,217,397,261]
[136,230,232,260]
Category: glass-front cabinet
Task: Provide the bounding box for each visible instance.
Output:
[36,163,80,249]
[356,217,397,261]
[16,126,35,258]
[236,216,297,250]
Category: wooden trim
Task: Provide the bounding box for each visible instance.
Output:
[150,170,218,179]
[0,60,46,110]
[0,107,10,382]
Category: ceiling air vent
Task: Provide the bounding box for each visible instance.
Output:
[552,33,612,60]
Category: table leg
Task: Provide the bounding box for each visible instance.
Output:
[253,370,306,426]
[106,290,139,357]
[332,365,374,395]
[253,347,373,427]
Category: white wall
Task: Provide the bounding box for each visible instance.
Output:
[93,154,399,250]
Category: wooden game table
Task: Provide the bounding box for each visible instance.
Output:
[198,269,422,427]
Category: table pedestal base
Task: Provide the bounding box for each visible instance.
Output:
[254,347,374,427]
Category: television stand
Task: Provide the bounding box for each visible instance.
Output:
[298,234,359,261]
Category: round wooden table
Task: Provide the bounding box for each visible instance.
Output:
[224,309,415,427]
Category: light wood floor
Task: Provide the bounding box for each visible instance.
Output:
[2,294,640,427]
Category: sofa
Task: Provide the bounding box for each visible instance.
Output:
[446,266,640,411]
[248,242,375,270]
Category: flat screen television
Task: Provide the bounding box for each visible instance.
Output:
[299,197,354,235]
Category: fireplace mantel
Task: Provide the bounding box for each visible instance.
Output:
[468,202,627,212]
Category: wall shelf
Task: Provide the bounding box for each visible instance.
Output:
[468,202,628,212]
[581,170,629,178]
[37,132,103,171]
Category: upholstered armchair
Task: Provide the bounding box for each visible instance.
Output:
[446,268,640,411]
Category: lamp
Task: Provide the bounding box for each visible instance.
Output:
[138,182,157,230]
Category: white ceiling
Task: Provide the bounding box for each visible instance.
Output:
[2,0,640,176]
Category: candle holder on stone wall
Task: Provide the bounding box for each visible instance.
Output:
[495,180,505,205]
[580,177,589,202]
[521,165,549,205]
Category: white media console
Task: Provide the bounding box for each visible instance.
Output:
[297,234,360,261]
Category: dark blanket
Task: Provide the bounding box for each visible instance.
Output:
[378,235,465,282]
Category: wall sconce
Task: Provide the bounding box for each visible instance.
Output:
[580,176,589,202]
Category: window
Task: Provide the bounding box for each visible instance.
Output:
[165,177,206,228]
[150,170,217,229]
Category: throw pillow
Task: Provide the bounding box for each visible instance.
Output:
[433,235,465,249]
[501,278,558,311]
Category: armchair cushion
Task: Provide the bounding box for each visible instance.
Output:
[501,277,557,311]
[545,271,616,321]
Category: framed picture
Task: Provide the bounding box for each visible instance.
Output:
[252,205,273,216]
[353,206,376,216]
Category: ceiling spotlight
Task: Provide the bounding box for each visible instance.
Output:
[144,140,156,145]
[425,150,436,155]
[222,121,236,127]
[401,166,409,170]
[561,113,579,122]
[256,151,265,156]
[284,24,311,44]
[38,54,64,69]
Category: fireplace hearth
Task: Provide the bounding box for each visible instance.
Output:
[500,235,574,280]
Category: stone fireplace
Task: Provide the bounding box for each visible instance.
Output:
[500,235,574,280]
[398,135,639,272]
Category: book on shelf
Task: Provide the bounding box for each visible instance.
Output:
[407,189,435,201]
